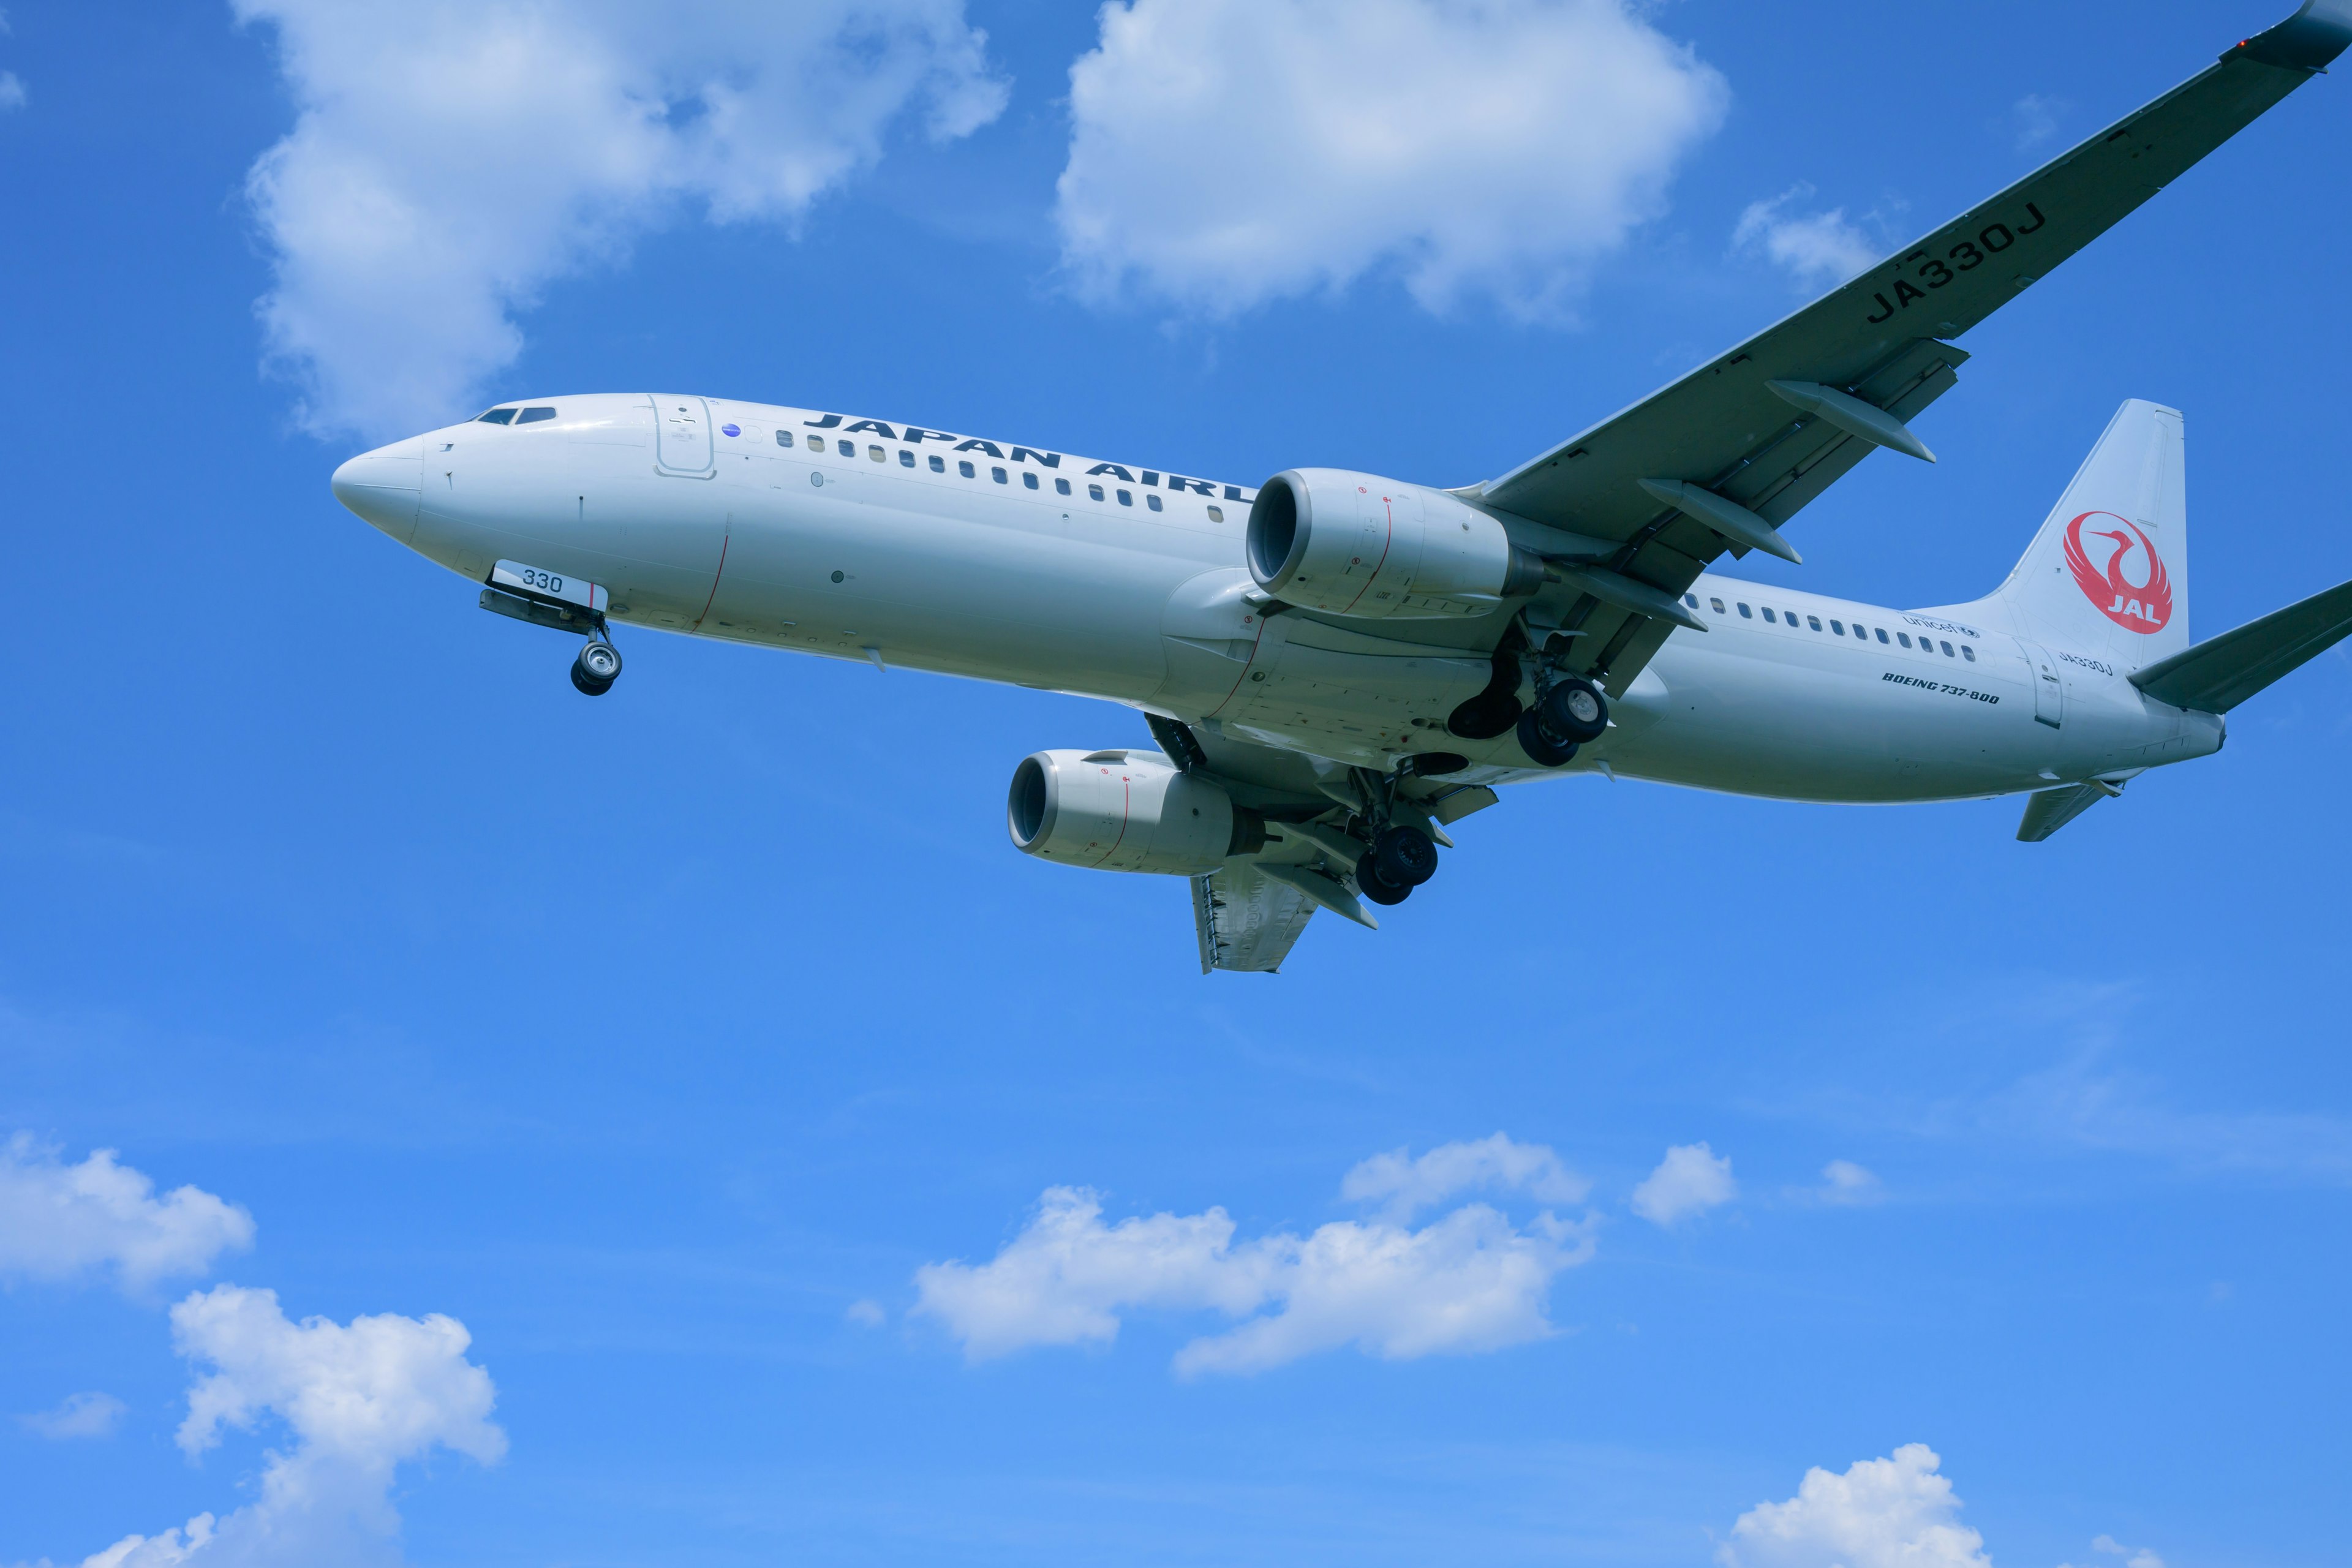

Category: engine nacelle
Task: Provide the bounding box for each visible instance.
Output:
[1247,469,1547,620]
[1008,750,1262,876]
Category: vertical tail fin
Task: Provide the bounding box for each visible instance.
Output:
[1965,401,2190,670]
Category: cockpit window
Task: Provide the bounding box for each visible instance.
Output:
[515,406,557,424]
[477,407,518,424]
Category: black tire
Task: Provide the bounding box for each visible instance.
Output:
[575,640,623,685]
[1539,677,1608,744]
[1372,824,1438,888]
[1517,709,1578,767]
[570,665,614,697]
[1355,856,1412,906]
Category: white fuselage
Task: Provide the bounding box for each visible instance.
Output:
[333,393,2220,804]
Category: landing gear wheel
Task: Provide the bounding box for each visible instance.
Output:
[1517,709,1580,767]
[576,639,622,684]
[572,639,620,696]
[1371,824,1438,888]
[1538,677,1608,744]
[1355,856,1412,906]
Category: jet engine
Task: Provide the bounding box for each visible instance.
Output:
[1246,469,1548,620]
[1008,749,1263,875]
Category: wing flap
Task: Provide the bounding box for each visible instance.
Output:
[1193,863,1316,974]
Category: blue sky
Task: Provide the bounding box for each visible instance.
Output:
[2,2,2348,1565]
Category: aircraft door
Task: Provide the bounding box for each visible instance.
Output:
[652,396,715,476]
[2017,638,2064,729]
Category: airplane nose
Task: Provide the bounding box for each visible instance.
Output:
[331,436,426,542]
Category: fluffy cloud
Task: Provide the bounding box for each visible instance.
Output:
[1816,1159,1883,1205]
[0,1135,255,1290]
[2013,93,2068,152]
[20,1391,129,1440]
[1630,1141,1736,1226]
[915,1139,1597,1374]
[1732,185,1881,291]
[1056,0,1727,320]
[1340,1133,1588,1218]
[72,1284,504,1568]
[2061,1535,2166,1568]
[0,10,20,113]
[233,0,1008,439]
[1718,1444,1989,1568]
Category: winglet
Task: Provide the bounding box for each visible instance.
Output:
[2229,0,2352,69]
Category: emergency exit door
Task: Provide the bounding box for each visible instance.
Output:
[2017,639,2064,729]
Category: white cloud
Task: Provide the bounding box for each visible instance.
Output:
[1340,1133,1588,1218]
[914,1149,1597,1375]
[845,1298,887,1327]
[20,1391,128,1440]
[2060,1534,2166,1568]
[1732,185,1881,290]
[0,1135,255,1290]
[1718,1444,1989,1568]
[1630,1141,1735,1226]
[233,0,1008,440]
[2013,93,2067,152]
[0,72,24,112]
[1817,1159,1883,1205]
[69,1284,505,1568]
[1056,0,1728,321]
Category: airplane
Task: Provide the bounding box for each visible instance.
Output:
[331,2,2352,973]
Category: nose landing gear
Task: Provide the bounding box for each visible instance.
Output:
[571,635,622,696]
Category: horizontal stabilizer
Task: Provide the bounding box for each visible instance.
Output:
[2016,782,2113,842]
[2130,578,2352,713]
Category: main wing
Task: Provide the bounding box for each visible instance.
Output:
[1481,2,2351,695]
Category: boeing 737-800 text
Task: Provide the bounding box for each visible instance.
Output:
[331,4,2352,971]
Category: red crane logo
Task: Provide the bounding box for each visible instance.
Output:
[2063,511,2173,633]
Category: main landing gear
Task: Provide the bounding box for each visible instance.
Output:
[1355,823,1439,907]
[571,635,623,696]
[1517,674,1608,767]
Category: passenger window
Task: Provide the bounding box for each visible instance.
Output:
[991,466,1008,484]
[1875,628,1889,643]
[899,450,914,467]
[869,445,886,462]
[516,407,557,424]
[775,430,793,448]
[959,460,976,478]
[477,408,517,424]
[1807,616,1822,631]
[1962,644,1977,662]
[1762,608,1777,624]
[1147,493,1163,511]
[1829,620,1844,634]
[1710,597,1726,614]
[1898,633,1912,648]
[1117,489,1133,506]
[1738,603,1752,618]
[832,439,850,456]
[1058,478,1074,497]
[1023,471,1039,489]
[1940,640,1954,656]
[1088,483,1105,501]
[1684,594,1699,609]
[929,454,946,472]
[1205,503,1223,521]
